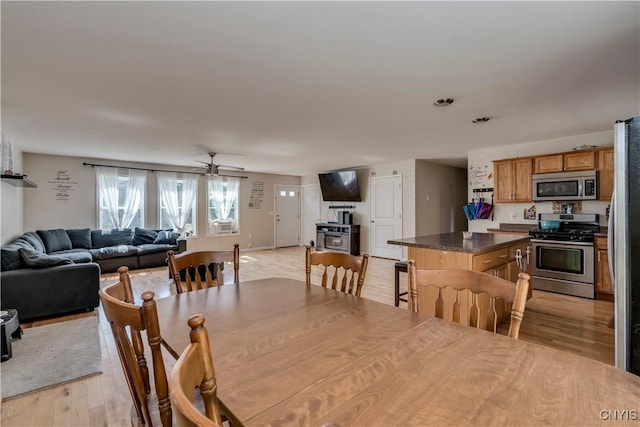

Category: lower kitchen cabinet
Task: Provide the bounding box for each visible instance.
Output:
[595,236,613,298]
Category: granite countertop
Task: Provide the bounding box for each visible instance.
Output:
[388,232,531,254]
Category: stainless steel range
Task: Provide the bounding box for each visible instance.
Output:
[529,213,600,299]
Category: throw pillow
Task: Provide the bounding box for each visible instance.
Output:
[153,230,180,245]
[21,231,46,253]
[0,238,34,271]
[18,247,73,268]
[66,228,92,249]
[133,227,157,246]
[91,229,133,248]
[36,229,73,253]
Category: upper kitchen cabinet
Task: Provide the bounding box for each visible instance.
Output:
[533,151,595,174]
[494,158,533,203]
[598,147,614,201]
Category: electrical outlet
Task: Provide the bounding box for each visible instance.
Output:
[425,195,430,201]
[510,213,517,221]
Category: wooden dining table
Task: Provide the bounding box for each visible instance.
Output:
[155,278,640,426]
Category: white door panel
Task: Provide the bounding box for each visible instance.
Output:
[275,185,300,247]
[370,175,402,259]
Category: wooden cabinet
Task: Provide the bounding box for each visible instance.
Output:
[595,237,613,297]
[494,158,533,203]
[598,147,614,201]
[564,151,596,171]
[534,154,564,173]
[533,151,596,174]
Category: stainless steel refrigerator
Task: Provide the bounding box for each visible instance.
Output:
[612,116,640,375]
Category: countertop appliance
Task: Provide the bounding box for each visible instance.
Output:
[529,213,599,299]
[532,170,597,201]
[612,116,640,376]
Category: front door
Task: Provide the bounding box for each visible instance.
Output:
[370,175,402,259]
[275,185,300,248]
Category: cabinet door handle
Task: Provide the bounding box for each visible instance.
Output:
[482,259,492,264]
[499,254,508,259]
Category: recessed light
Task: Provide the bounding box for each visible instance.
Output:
[472,117,490,123]
[434,98,454,107]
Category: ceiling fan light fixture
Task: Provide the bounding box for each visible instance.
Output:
[434,98,454,107]
[472,117,490,123]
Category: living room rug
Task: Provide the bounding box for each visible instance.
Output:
[0,315,102,400]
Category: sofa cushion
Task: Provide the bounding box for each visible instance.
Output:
[21,231,46,253]
[91,229,133,248]
[133,227,158,246]
[136,243,175,255]
[18,247,74,268]
[1,238,35,271]
[66,228,92,249]
[153,231,180,245]
[36,229,73,253]
[89,245,139,260]
[49,249,93,264]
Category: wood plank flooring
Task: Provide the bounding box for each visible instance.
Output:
[0,246,614,426]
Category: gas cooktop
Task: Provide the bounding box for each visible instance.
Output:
[529,228,595,242]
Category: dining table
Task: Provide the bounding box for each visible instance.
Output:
[155,278,640,426]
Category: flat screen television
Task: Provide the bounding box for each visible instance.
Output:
[318,170,361,202]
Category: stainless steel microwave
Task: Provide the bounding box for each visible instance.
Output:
[532,171,597,201]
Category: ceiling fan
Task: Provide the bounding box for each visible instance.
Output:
[194,152,245,176]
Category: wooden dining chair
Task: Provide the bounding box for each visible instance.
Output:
[169,314,224,427]
[99,266,171,427]
[168,244,240,294]
[305,246,370,296]
[407,261,530,339]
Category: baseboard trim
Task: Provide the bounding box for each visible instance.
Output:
[243,246,277,252]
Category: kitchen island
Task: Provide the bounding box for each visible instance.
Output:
[389,232,531,282]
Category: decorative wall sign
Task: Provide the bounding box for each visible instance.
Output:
[249,180,264,209]
[468,164,491,186]
[48,169,78,201]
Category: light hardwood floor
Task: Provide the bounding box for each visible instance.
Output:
[1,246,615,426]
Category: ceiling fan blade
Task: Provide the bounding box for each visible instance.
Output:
[217,164,245,171]
[195,160,210,166]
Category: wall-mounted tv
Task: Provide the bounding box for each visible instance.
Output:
[318,170,361,202]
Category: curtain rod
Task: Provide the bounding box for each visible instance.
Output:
[82,162,248,179]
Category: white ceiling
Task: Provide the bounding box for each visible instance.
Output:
[2,1,639,175]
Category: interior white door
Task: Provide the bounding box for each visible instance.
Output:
[275,185,300,248]
[301,184,321,247]
[370,175,402,259]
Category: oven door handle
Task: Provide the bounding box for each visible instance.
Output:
[530,239,594,247]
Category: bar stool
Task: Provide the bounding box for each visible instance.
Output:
[394,261,408,307]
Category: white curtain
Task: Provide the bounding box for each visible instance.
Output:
[120,169,146,229]
[157,172,199,235]
[208,176,240,220]
[96,166,120,229]
[96,167,145,229]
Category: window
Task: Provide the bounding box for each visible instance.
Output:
[96,167,146,230]
[207,176,240,235]
[157,172,198,237]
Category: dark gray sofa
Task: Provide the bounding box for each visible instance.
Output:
[0,227,186,320]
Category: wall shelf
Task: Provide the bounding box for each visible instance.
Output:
[1,174,37,188]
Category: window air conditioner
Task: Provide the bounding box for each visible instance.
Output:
[217,220,234,234]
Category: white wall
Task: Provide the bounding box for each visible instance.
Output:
[22,153,300,250]
[1,141,24,244]
[467,130,613,232]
